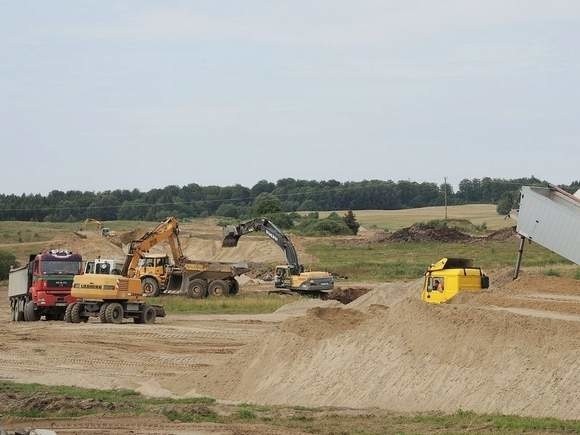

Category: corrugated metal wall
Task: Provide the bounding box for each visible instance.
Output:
[516,186,580,265]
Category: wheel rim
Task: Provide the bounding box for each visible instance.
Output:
[190,285,202,296]
[143,282,154,295]
[113,308,121,320]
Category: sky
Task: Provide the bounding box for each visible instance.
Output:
[1,0,579,195]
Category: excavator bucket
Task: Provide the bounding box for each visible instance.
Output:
[222,227,241,248]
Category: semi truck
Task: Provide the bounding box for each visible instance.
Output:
[9,250,83,321]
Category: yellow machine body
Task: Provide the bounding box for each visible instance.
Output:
[72,273,143,301]
[275,266,334,293]
[421,258,489,304]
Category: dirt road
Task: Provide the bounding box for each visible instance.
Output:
[0,287,295,398]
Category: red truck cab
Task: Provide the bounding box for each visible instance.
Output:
[9,249,83,321]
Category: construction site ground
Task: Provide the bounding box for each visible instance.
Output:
[1,270,579,433]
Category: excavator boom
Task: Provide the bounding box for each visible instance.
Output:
[121,217,186,277]
[223,218,301,274]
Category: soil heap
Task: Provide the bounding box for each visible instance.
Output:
[198,279,580,419]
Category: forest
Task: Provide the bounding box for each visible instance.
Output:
[0,177,577,222]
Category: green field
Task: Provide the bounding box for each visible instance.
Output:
[149,293,298,314]
[1,382,578,434]
[307,240,573,282]
[319,204,510,231]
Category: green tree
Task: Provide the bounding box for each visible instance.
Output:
[0,250,16,280]
[343,210,360,235]
[496,191,519,215]
[252,193,282,216]
[215,203,240,218]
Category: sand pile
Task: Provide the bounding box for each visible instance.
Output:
[389,224,471,243]
[198,283,580,419]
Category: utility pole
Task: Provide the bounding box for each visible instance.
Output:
[444,177,448,221]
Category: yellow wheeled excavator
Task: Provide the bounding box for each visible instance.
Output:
[222,218,334,296]
[65,218,189,324]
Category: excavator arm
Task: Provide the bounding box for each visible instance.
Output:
[222,218,302,275]
[121,217,186,278]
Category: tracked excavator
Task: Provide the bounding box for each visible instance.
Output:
[222,218,334,296]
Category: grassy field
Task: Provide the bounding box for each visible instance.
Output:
[148,293,299,314]
[319,204,510,231]
[308,239,573,282]
[1,382,578,434]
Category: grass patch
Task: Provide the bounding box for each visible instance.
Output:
[1,382,580,433]
[307,240,570,282]
[543,268,561,277]
[148,293,298,314]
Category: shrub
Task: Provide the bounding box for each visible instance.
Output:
[0,250,17,280]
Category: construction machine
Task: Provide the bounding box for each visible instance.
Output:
[131,218,249,297]
[421,258,489,304]
[222,218,334,296]
[84,258,123,275]
[65,219,187,324]
[83,218,115,237]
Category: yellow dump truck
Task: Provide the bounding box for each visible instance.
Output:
[421,258,489,304]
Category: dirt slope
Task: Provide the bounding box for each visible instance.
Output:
[198,279,580,419]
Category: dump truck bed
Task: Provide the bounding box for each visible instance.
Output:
[8,266,30,299]
[181,261,250,280]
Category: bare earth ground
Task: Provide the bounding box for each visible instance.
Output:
[1,272,579,423]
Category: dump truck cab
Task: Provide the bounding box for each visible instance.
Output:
[421,258,489,304]
[136,254,171,293]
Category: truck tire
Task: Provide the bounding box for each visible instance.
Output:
[24,300,39,322]
[141,277,160,297]
[138,304,156,325]
[228,278,240,295]
[64,304,73,323]
[70,303,82,323]
[16,299,25,322]
[99,303,109,323]
[187,279,208,299]
[10,302,16,321]
[105,303,124,324]
[208,279,229,297]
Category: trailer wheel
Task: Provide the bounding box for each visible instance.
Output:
[24,300,39,322]
[187,279,208,299]
[141,277,160,297]
[105,303,124,324]
[99,303,109,323]
[140,304,157,325]
[16,299,25,322]
[10,301,16,321]
[208,279,229,297]
[228,279,239,295]
[70,303,82,324]
[64,304,73,323]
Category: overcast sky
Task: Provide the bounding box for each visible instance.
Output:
[1,1,578,194]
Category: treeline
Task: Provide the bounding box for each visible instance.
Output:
[0,177,577,222]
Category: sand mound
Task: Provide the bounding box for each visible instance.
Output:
[347,280,421,310]
[198,286,580,419]
[389,224,471,243]
[274,298,342,316]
